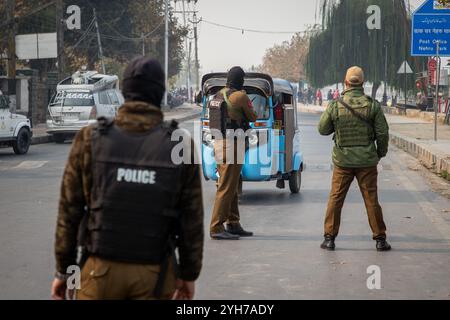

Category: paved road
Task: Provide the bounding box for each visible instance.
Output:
[0,112,449,300]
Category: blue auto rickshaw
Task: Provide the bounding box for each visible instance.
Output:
[200,73,304,193]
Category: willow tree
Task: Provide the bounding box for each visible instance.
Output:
[259,33,310,83]
[306,0,425,98]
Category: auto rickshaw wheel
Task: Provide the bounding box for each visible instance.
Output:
[289,171,301,194]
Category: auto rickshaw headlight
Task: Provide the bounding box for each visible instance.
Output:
[203,131,214,148]
[247,131,259,148]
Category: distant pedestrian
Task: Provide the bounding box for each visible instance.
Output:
[327,89,333,101]
[298,90,303,104]
[333,88,340,100]
[316,89,323,106]
[318,66,391,252]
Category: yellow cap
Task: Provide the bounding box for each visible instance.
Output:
[345,66,364,85]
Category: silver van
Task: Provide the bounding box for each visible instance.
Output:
[46,70,124,143]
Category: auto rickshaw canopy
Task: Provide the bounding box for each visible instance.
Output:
[273,78,296,96]
[202,73,274,97]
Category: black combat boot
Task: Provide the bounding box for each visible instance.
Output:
[225,224,254,237]
[320,235,336,251]
[376,239,392,251]
[210,231,240,241]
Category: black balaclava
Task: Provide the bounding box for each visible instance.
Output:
[122,57,166,108]
[226,66,245,91]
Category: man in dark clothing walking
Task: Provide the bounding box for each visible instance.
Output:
[209,67,257,240]
[51,57,204,300]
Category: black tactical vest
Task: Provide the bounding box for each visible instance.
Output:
[87,118,182,264]
[208,88,241,135]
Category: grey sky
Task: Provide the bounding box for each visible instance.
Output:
[195,0,425,73]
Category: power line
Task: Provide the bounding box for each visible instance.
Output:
[201,19,310,35]
[70,18,95,50]
[142,19,165,38]
[96,12,164,40]
[0,0,56,29]
[83,0,164,41]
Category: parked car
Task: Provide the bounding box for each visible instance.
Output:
[46,70,124,143]
[0,90,32,155]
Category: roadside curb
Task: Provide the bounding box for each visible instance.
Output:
[389,131,450,175]
[31,135,53,145]
[31,111,202,146]
[382,106,447,125]
[167,111,201,124]
[299,106,325,115]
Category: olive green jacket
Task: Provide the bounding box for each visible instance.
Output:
[318,87,389,168]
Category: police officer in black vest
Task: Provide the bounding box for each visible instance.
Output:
[52,57,204,300]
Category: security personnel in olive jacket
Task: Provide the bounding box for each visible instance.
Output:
[210,67,257,240]
[318,66,391,252]
[51,57,204,300]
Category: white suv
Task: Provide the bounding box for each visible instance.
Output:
[0,91,32,155]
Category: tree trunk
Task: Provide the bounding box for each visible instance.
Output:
[371,82,380,100]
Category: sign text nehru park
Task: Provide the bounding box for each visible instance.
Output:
[412,0,450,57]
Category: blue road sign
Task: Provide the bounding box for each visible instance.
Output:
[411,0,450,56]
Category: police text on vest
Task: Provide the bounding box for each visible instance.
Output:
[117,168,156,185]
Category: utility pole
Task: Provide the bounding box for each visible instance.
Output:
[192,12,201,91]
[141,33,145,56]
[188,41,192,102]
[404,30,408,110]
[164,0,169,107]
[182,0,191,102]
[434,41,441,142]
[93,8,106,74]
[56,0,66,80]
[6,0,16,79]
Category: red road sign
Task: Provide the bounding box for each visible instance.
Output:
[428,59,437,71]
[428,58,437,85]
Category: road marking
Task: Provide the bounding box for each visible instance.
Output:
[12,161,48,170]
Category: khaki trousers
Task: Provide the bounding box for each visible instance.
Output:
[324,166,387,240]
[77,256,176,300]
[210,139,244,234]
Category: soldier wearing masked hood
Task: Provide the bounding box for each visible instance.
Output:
[209,67,257,240]
[51,57,204,300]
